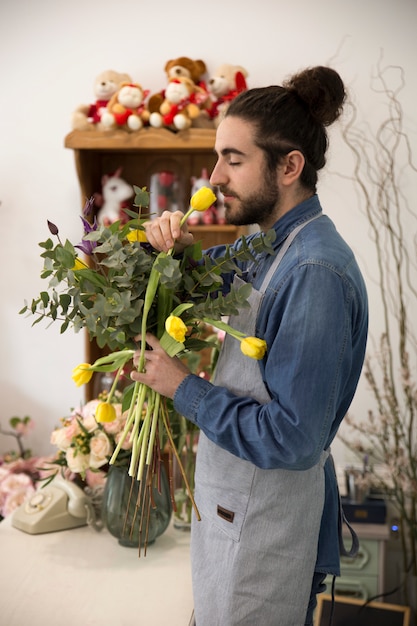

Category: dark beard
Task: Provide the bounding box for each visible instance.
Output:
[220,170,279,227]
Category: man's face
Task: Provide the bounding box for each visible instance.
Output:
[210,116,280,229]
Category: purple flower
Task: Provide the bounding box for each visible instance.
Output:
[82,196,96,218]
[75,215,98,256]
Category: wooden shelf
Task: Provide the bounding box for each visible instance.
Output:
[64,128,217,152]
[189,224,246,247]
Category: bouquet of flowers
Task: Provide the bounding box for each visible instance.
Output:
[21,185,274,548]
[46,391,131,487]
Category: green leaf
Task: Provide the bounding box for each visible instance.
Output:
[55,246,75,269]
[59,293,71,313]
[9,416,21,429]
[122,383,136,412]
[40,292,49,307]
[38,238,54,250]
[133,186,150,208]
[170,302,194,317]
[75,268,107,289]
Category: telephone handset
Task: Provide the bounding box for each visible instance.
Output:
[12,477,92,534]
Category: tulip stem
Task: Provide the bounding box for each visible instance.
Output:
[160,402,201,521]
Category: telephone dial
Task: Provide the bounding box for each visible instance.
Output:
[12,477,94,534]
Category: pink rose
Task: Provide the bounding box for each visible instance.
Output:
[66,448,90,474]
[82,414,99,433]
[1,484,35,517]
[79,399,100,420]
[89,432,112,469]
[0,467,10,483]
[0,472,33,493]
[51,421,81,450]
[6,457,39,475]
[102,415,124,436]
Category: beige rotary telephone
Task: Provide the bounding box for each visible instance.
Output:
[12,477,93,534]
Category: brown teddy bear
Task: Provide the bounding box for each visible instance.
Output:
[71,69,132,131]
[149,76,208,131]
[164,56,207,84]
[100,82,150,131]
[206,63,249,125]
[148,56,209,115]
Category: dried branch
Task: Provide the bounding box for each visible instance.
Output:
[337,55,417,590]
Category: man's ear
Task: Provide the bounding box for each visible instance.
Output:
[280,150,305,186]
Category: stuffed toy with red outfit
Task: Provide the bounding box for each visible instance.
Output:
[148,56,209,115]
[100,82,150,131]
[149,76,208,131]
[206,63,249,126]
[71,69,132,131]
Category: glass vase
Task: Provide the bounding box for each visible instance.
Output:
[101,464,172,549]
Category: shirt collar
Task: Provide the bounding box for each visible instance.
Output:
[271,195,323,247]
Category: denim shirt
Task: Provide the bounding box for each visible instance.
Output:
[174,194,369,573]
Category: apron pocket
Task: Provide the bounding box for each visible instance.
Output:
[194,434,256,542]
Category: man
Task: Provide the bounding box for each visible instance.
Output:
[133,66,368,625]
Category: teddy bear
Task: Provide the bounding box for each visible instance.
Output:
[147,56,209,115]
[100,82,150,131]
[149,77,208,131]
[71,69,132,131]
[166,56,207,83]
[206,63,249,125]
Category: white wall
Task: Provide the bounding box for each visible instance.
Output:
[1,0,416,461]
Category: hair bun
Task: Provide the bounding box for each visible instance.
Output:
[284,66,346,126]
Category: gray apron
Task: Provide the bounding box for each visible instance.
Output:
[191,217,329,625]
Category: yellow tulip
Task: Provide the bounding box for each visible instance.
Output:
[190,186,217,212]
[126,229,147,243]
[72,257,88,270]
[240,337,267,360]
[95,402,117,423]
[165,315,187,343]
[71,363,93,387]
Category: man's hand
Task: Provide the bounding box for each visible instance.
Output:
[144,210,194,253]
[131,333,190,399]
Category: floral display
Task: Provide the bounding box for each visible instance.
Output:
[47,391,132,487]
[0,416,52,519]
[21,184,275,547]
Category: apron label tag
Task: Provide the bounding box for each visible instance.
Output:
[217,505,235,523]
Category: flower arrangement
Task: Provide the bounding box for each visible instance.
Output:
[46,390,131,488]
[21,184,274,547]
[0,416,52,519]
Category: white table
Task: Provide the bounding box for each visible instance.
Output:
[0,516,193,625]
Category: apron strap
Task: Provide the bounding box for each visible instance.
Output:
[338,501,360,558]
[329,455,360,558]
[260,213,322,292]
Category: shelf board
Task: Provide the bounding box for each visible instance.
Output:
[188,224,238,232]
[64,127,217,152]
